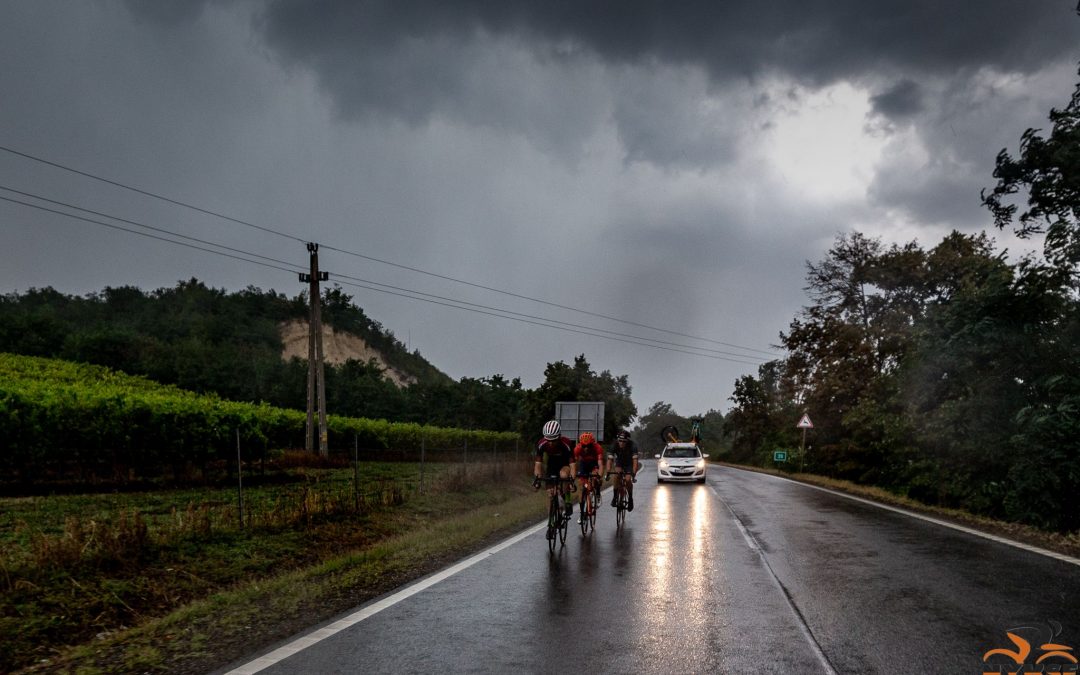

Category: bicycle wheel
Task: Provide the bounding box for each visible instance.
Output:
[547,495,558,553]
[588,497,596,531]
[615,486,626,528]
[579,490,590,535]
[558,504,569,545]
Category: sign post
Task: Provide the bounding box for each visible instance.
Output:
[796,413,813,473]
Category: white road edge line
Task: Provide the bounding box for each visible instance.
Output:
[225,519,549,674]
[725,466,1080,568]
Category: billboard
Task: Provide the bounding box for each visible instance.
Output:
[555,401,605,442]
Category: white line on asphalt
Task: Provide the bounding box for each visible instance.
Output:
[725,466,1080,568]
[224,519,549,674]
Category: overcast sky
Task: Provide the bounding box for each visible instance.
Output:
[2,1,1078,419]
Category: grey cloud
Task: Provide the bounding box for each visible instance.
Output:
[239,0,1080,169]
[122,0,216,26]
[870,79,924,121]
[253,0,1079,99]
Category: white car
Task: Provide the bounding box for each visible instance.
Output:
[655,442,709,483]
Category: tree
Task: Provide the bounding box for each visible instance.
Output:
[633,402,689,456]
[520,355,636,441]
[983,66,1080,274]
[725,361,798,465]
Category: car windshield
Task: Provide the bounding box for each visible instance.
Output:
[664,448,700,459]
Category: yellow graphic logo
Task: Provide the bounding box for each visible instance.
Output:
[982,625,1077,674]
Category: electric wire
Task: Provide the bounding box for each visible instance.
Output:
[0,184,302,272]
[0,143,781,357]
[322,243,781,357]
[328,276,765,365]
[328,269,768,362]
[0,195,303,276]
[2,194,767,363]
[0,144,306,245]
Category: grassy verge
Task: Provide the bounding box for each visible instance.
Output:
[718,462,1080,559]
[3,461,544,674]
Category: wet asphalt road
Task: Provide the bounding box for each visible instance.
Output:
[226,465,1080,674]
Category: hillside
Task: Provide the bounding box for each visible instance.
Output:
[279,318,417,387]
[0,280,524,432]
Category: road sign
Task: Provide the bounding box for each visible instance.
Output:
[797,413,814,429]
[555,401,605,442]
[773,450,787,462]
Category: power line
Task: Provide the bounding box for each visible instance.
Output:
[0,144,306,245]
[329,277,766,365]
[0,195,304,276]
[0,143,781,357]
[322,243,781,357]
[3,194,767,364]
[329,269,769,362]
[0,184,302,272]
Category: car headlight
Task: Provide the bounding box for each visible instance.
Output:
[695,459,705,470]
[659,460,669,469]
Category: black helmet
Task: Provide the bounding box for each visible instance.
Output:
[616,430,631,441]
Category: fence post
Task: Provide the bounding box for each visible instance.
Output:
[236,428,244,529]
[353,433,360,511]
[420,433,426,496]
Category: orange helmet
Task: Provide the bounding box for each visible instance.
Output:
[578,432,594,445]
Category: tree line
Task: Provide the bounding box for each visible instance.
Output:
[0,280,636,438]
[723,69,1080,532]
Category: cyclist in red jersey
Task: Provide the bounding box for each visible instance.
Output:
[534,420,576,517]
[573,432,605,523]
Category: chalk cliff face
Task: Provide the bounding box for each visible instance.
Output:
[278,319,417,387]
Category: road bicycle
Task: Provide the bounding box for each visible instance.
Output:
[578,472,601,536]
[606,470,636,528]
[536,476,574,552]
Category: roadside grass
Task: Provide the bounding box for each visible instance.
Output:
[718,462,1080,559]
[2,460,542,673]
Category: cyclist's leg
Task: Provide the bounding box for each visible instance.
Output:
[558,464,573,515]
[626,458,637,510]
[610,466,622,506]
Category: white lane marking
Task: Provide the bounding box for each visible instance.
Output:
[710,484,839,675]
[726,467,1080,568]
[226,519,549,674]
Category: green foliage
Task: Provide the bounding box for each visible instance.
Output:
[724,361,798,465]
[519,354,636,442]
[983,66,1080,272]
[0,353,518,484]
[0,280,531,432]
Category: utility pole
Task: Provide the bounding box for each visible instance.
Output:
[300,242,329,457]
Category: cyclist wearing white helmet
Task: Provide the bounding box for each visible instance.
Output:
[534,420,576,516]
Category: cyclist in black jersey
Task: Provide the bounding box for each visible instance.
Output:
[607,430,639,511]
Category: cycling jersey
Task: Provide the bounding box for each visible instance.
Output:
[611,439,639,470]
[574,441,604,465]
[537,437,574,477]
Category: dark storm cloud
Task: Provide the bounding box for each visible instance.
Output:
[253,0,1078,112]
[870,80,924,121]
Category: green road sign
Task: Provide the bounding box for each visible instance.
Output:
[773,450,787,462]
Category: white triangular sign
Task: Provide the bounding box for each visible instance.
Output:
[797,414,814,429]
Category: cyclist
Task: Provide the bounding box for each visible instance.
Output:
[534,420,575,517]
[573,432,605,523]
[607,430,639,511]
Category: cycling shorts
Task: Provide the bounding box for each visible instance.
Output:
[612,455,637,471]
